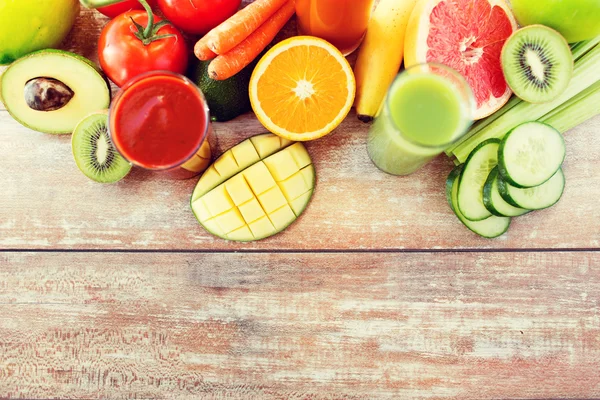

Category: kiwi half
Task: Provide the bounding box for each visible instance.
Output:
[71,112,131,183]
[501,25,573,104]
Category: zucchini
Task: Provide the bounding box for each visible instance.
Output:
[498,122,565,188]
[457,139,501,221]
[447,166,511,239]
[498,168,565,210]
[483,167,530,217]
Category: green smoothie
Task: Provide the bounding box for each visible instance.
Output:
[367,65,472,175]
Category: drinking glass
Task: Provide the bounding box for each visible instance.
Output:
[295,0,375,55]
[367,63,475,176]
[109,71,217,180]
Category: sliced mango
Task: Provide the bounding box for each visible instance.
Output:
[238,198,266,224]
[227,225,253,241]
[181,141,212,173]
[279,166,313,201]
[191,198,212,222]
[191,134,316,242]
[225,174,254,206]
[264,150,299,181]
[231,139,260,170]
[213,151,239,177]
[250,134,292,158]
[243,162,276,195]
[290,190,313,216]
[288,143,312,169]
[213,208,245,234]
[192,133,293,201]
[258,186,287,214]
[248,216,276,239]
[268,205,296,230]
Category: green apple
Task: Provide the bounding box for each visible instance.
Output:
[510,0,600,43]
[0,0,80,65]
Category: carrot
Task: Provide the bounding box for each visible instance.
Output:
[205,0,289,56]
[208,0,295,81]
[194,38,217,61]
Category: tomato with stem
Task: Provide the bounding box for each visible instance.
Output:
[98,0,188,87]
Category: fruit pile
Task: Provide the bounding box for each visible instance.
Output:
[0,0,599,242]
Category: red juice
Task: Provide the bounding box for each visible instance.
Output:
[109,71,213,177]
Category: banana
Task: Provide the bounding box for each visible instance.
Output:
[353,0,420,122]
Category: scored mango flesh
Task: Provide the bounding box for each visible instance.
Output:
[181,140,211,173]
[191,134,315,242]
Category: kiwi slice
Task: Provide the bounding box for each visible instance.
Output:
[71,112,131,183]
[501,25,573,104]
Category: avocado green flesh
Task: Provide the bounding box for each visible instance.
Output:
[1,50,110,134]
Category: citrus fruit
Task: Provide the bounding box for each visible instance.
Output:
[404,0,517,120]
[249,36,356,142]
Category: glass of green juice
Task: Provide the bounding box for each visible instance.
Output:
[367,63,475,176]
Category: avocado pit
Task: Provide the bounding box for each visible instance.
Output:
[24,77,74,112]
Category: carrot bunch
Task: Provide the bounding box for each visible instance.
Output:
[194,0,295,81]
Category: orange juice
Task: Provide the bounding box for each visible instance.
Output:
[295,0,375,55]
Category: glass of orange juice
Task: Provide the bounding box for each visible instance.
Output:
[295,0,375,55]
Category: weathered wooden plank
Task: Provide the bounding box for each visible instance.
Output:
[1,109,599,250]
[0,251,598,399]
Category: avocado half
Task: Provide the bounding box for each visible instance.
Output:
[0,49,111,134]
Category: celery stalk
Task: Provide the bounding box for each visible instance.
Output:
[541,82,600,132]
[541,80,600,122]
[570,36,600,59]
[445,37,600,157]
[452,43,600,163]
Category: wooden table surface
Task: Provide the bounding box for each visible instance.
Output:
[1,5,599,399]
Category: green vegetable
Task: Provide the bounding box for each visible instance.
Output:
[457,139,501,221]
[446,165,511,239]
[497,122,565,188]
[540,80,600,132]
[497,169,565,210]
[483,167,530,217]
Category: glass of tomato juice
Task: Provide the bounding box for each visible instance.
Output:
[108,71,216,180]
[295,0,375,55]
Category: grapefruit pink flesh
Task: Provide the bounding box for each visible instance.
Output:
[404,0,517,119]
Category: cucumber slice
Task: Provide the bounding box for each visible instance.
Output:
[458,139,501,221]
[446,166,511,238]
[498,122,565,188]
[483,167,530,217]
[498,168,565,210]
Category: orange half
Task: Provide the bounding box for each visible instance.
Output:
[249,36,356,141]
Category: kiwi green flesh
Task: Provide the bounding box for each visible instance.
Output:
[71,113,132,184]
[502,25,573,104]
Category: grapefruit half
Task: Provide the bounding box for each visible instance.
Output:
[404,0,517,120]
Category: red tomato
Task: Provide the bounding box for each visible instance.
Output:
[157,0,241,35]
[98,10,188,87]
[97,0,156,18]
